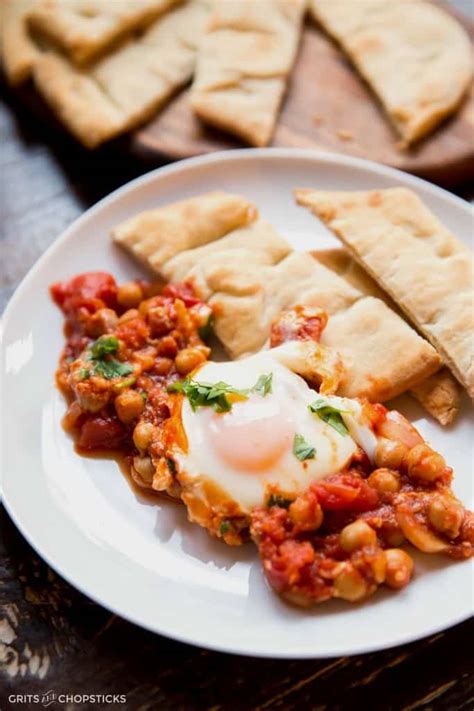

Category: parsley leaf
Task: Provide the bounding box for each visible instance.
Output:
[293,433,316,461]
[267,494,292,509]
[89,335,119,359]
[251,372,273,396]
[308,399,349,436]
[77,368,91,381]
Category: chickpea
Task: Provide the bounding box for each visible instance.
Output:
[153,357,173,376]
[333,564,368,601]
[133,347,157,372]
[175,347,208,375]
[406,444,446,483]
[340,520,377,553]
[87,307,118,336]
[289,495,323,532]
[114,389,144,424]
[118,308,139,325]
[117,281,144,309]
[132,455,155,484]
[157,335,178,358]
[428,495,464,539]
[384,549,414,590]
[133,420,156,451]
[368,468,401,494]
[370,550,387,585]
[374,438,408,470]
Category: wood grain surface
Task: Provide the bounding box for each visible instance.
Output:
[1,77,474,710]
[132,2,474,187]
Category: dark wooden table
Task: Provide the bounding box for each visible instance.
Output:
[1,79,473,711]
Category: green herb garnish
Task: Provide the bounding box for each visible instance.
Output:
[114,375,137,389]
[293,433,316,461]
[89,335,119,358]
[168,379,248,413]
[267,494,292,509]
[219,520,231,535]
[308,399,349,436]
[168,372,274,413]
[140,390,148,402]
[92,358,134,380]
[77,368,91,381]
[251,372,273,397]
[166,457,177,475]
[86,335,134,380]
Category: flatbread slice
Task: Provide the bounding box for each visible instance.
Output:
[190,0,306,147]
[312,248,460,425]
[112,192,259,272]
[190,252,441,399]
[309,0,473,145]
[27,0,180,65]
[32,0,210,148]
[0,0,40,85]
[112,195,442,401]
[162,220,293,294]
[296,187,474,398]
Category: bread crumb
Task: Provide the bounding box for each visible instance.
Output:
[336,129,353,141]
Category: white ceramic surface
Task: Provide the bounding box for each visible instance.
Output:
[2,149,473,658]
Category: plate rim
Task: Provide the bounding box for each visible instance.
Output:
[2,147,473,659]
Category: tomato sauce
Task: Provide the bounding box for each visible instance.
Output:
[52,271,212,495]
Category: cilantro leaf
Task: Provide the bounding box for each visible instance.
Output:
[169,371,274,412]
[166,457,177,475]
[267,494,292,509]
[85,335,133,380]
[293,433,316,461]
[168,379,248,413]
[251,372,273,396]
[89,335,119,359]
[92,358,134,380]
[308,399,349,436]
[219,520,231,535]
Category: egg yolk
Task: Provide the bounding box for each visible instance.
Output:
[207,394,293,472]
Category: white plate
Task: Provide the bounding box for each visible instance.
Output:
[2,149,473,658]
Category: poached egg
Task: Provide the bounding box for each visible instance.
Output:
[169,344,378,518]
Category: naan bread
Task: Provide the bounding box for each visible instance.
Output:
[296,187,474,398]
[0,0,40,85]
[32,0,210,148]
[309,0,473,145]
[191,0,306,146]
[27,0,180,65]
[112,193,442,402]
[312,247,461,425]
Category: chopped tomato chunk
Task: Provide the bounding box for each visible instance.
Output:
[78,415,127,451]
[51,272,118,314]
[162,282,202,307]
[313,474,379,512]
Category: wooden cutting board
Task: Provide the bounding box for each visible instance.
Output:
[132,3,474,186]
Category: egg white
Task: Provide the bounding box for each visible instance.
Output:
[173,348,378,514]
